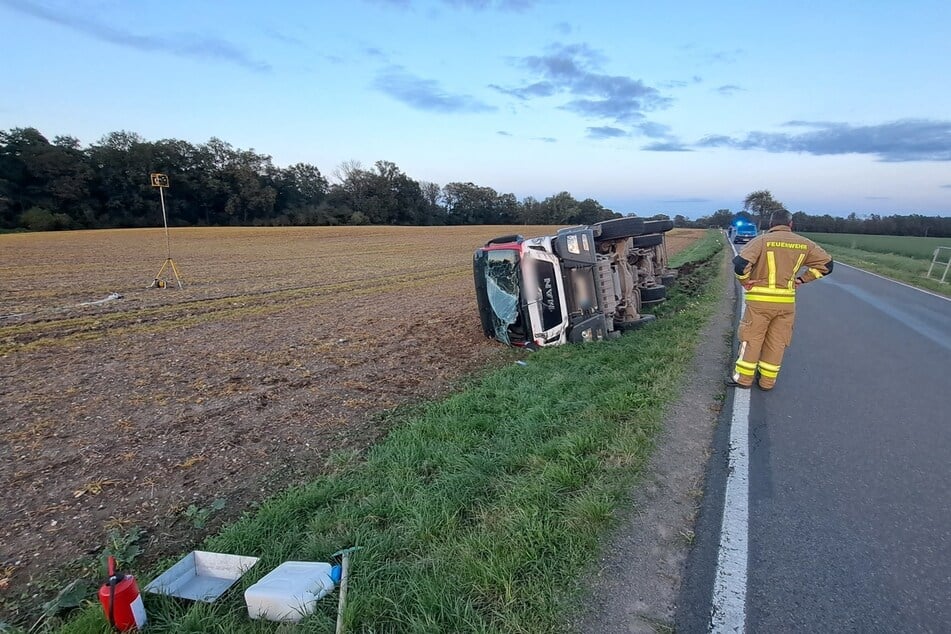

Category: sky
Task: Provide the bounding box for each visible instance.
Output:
[1,0,949,218]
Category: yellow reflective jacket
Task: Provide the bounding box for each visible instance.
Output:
[734,225,832,304]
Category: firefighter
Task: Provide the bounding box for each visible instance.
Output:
[726,210,833,390]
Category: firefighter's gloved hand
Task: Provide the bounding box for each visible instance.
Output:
[742,280,755,291]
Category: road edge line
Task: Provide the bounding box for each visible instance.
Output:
[837,262,951,302]
[710,238,750,633]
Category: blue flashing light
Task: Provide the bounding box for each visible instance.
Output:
[734,220,744,226]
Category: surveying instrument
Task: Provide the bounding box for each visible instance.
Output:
[148,172,184,289]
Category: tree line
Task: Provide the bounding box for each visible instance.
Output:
[681,190,951,238]
[3,130,946,236]
[0,127,621,231]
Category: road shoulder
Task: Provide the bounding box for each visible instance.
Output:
[574,250,735,633]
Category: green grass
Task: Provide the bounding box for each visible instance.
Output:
[802,232,950,260]
[50,231,725,634]
[802,233,951,297]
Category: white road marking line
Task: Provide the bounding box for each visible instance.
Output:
[711,387,750,633]
[837,262,951,302]
[710,235,749,633]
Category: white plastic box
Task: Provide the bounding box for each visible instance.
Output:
[244,561,336,622]
[144,551,259,602]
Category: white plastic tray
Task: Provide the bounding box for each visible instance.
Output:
[144,551,259,602]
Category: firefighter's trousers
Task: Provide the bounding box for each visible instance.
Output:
[733,302,796,389]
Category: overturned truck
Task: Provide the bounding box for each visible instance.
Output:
[473,218,677,348]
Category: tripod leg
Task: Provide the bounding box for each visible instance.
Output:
[150,259,170,288]
[169,259,184,289]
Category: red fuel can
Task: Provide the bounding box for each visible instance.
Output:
[98,556,147,631]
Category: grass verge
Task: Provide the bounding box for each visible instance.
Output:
[811,243,951,298]
[50,231,725,634]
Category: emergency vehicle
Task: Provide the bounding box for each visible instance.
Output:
[728,219,758,243]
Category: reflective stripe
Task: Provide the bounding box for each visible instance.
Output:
[766,251,777,288]
[736,360,757,370]
[809,267,824,279]
[734,365,756,376]
[746,293,796,304]
[736,272,750,280]
[748,286,795,296]
[789,254,806,289]
[758,361,781,378]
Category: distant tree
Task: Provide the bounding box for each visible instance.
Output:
[540,191,581,225]
[418,180,446,224]
[699,208,735,228]
[443,182,508,224]
[19,206,73,231]
[743,190,786,228]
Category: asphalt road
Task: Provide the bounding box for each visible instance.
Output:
[680,262,951,632]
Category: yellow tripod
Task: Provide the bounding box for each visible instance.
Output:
[150,257,184,289]
[149,177,185,289]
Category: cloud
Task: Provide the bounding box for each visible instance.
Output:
[490,81,556,99]
[1,0,271,72]
[636,122,672,139]
[373,66,496,113]
[682,44,744,65]
[587,126,629,139]
[263,28,303,47]
[642,141,693,152]
[660,76,702,89]
[554,21,572,35]
[497,42,671,124]
[697,119,951,161]
[716,84,743,96]
[533,136,558,143]
[941,184,951,189]
[496,130,513,136]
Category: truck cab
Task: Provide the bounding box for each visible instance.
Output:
[472,227,608,347]
[473,218,677,347]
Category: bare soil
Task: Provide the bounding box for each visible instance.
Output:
[0,226,703,622]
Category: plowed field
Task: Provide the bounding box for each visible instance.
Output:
[0,225,702,612]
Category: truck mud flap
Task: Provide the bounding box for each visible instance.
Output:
[567,314,609,343]
[616,314,656,331]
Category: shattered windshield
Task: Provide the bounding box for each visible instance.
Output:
[481,250,521,344]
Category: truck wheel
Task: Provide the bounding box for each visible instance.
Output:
[642,219,674,233]
[640,285,667,305]
[594,217,646,240]
[631,233,664,248]
[661,273,677,288]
